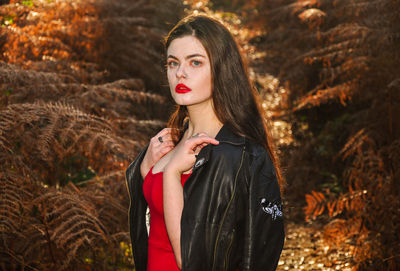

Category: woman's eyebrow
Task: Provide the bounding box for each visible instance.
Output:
[167,54,206,60]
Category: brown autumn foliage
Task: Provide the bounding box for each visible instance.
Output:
[0,0,184,270]
[2,0,399,270]
[240,0,400,269]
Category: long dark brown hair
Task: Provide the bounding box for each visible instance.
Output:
[164,14,284,187]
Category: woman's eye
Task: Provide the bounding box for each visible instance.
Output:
[192,60,201,66]
[167,61,178,68]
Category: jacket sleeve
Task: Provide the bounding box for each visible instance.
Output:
[241,150,285,271]
[125,144,149,271]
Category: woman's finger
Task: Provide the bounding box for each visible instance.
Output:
[191,133,213,149]
[195,132,209,137]
[160,145,174,155]
[162,142,175,149]
[185,136,219,152]
[157,128,178,137]
[152,135,172,146]
[159,141,175,148]
[158,134,174,142]
[194,142,210,152]
[154,130,178,145]
[192,135,219,145]
[199,142,208,149]
[153,141,174,155]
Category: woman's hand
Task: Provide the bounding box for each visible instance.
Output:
[163,133,219,270]
[140,128,177,179]
[164,132,219,175]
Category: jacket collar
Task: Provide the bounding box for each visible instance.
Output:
[215,124,246,146]
[191,123,245,171]
[183,121,246,146]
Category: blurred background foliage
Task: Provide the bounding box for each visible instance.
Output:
[0,0,399,270]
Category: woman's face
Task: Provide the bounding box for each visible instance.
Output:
[167,35,212,107]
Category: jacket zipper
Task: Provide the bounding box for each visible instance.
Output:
[212,146,245,270]
[224,229,235,270]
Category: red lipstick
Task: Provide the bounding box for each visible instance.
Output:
[175,83,191,93]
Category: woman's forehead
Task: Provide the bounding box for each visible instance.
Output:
[167,36,208,58]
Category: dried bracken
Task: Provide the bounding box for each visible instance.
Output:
[0,0,183,270]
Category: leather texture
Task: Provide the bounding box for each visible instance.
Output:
[125,124,285,271]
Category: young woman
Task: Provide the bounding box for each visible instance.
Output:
[126,14,285,271]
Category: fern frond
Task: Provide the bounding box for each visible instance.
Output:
[339,129,375,159]
[304,190,326,221]
[294,80,356,110]
[0,62,76,85]
[304,188,367,221]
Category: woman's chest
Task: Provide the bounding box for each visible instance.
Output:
[152,147,192,174]
[151,150,174,174]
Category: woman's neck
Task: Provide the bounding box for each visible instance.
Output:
[185,101,223,139]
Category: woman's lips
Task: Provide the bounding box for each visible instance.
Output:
[175,83,192,93]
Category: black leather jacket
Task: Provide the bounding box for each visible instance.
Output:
[125,124,285,271]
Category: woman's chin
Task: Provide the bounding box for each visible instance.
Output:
[171,97,192,106]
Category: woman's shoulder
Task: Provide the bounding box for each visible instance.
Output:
[210,137,270,173]
[244,138,268,156]
[211,124,268,159]
[244,139,275,175]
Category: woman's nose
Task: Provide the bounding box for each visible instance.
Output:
[176,64,187,79]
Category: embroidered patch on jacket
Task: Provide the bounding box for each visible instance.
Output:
[260,198,283,220]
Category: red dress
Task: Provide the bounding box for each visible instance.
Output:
[143,166,191,271]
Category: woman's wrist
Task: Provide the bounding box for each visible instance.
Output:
[164,164,182,179]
